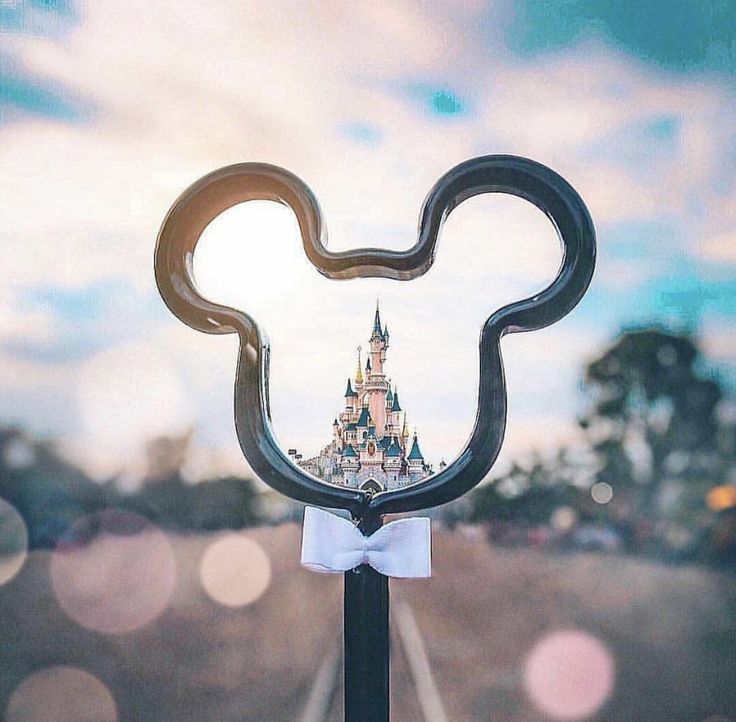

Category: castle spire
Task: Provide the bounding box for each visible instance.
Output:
[371,299,383,341]
[408,431,424,462]
[355,346,363,384]
[401,413,409,446]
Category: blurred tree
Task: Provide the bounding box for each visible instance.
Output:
[469,453,584,524]
[0,427,263,547]
[116,432,263,531]
[0,427,114,547]
[579,328,729,552]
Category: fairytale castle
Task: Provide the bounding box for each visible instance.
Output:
[297,304,431,492]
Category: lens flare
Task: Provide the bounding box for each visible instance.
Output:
[524,629,615,720]
[6,666,117,722]
[591,482,614,505]
[50,510,176,634]
[0,498,28,586]
[550,505,577,532]
[199,533,272,608]
[706,484,736,512]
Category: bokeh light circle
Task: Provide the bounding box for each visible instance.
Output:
[550,505,577,532]
[591,482,614,505]
[6,666,117,722]
[0,498,29,586]
[199,533,272,608]
[50,510,176,634]
[524,629,615,720]
[3,437,35,469]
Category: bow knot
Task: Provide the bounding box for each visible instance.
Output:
[301,506,431,578]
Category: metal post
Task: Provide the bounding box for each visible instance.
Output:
[344,514,389,722]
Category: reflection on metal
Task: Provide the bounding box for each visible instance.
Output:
[155,154,596,722]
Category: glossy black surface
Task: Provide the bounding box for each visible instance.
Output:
[344,514,389,721]
[154,155,596,526]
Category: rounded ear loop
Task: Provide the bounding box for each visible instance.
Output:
[367,155,596,521]
[154,156,595,523]
[155,163,371,517]
[155,163,326,343]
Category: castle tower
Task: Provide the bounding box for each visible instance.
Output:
[344,378,357,413]
[407,431,426,481]
[390,387,402,433]
[369,302,385,376]
[385,386,394,435]
[365,301,390,436]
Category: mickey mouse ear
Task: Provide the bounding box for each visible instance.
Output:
[367,155,596,520]
[155,163,326,343]
[154,156,595,523]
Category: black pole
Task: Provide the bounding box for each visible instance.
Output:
[344,514,389,722]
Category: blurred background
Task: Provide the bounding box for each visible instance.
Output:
[1,1,735,720]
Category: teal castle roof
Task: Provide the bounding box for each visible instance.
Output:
[371,303,384,341]
[386,437,402,457]
[408,434,424,461]
[356,406,371,427]
[344,378,357,397]
[391,390,402,412]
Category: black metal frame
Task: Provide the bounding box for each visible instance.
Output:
[154,155,596,722]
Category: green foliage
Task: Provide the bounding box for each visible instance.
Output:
[468,326,736,565]
[581,328,729,518]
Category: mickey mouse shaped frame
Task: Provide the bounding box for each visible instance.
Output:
[155,155,595,524]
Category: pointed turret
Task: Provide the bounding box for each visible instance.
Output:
[386,436,402,458]
[391,388,402,412]
[365,356,372,373]
[401,413,410,448]
[355,347,363,385]
[344,378,357,398]
[383,325,390,348]
[356,405,371,428]
[371,300,383,341]
[386,385,394,405]
[408,432,424,462]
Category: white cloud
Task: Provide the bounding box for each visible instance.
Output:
[1,0,734,479]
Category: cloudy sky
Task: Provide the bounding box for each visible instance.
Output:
[1,0,734,483]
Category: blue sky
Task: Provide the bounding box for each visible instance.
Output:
[1,0,734,481]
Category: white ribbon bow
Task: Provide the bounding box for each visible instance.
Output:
[300,506,432,578]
